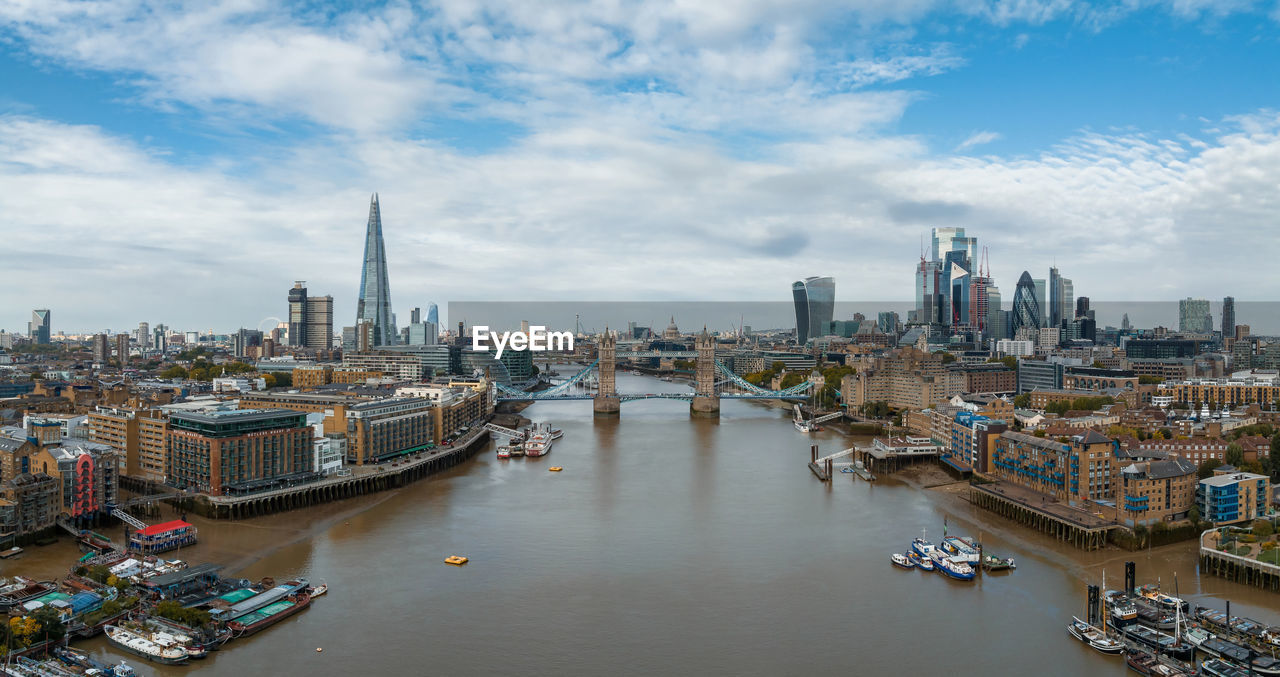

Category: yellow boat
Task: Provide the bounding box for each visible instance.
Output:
[444,555,469,565]
[549,466,563,472]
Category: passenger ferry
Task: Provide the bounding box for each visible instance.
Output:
[524,432,553,457]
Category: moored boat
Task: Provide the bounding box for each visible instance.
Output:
[497,446,511,459]
[911,531,936,559]
[1125,648,1192,676]
[524,432,553,457]
[1118,623,1193,661]
[928,550,975,581]
[1067,616,1124,655]
[1199,658,1251,677]
[891,553,914,569]
[1138,583,1190,614]
[104,625,189,665]
[907,551,933,571]
[1252,656,1280,677]
[227,591,311,638]
[1199,636,1253,664]
[1105,590,1139,626]
[981,554,1016,571]
[940,536,981,565]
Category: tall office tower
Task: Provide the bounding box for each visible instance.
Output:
[1075,296,1090,320]
[1121,314,1131,331]
[153,326,167,354]
[28,309,50,344]
[427,303,439,325]
[1048,267,1062,327]
[791,277,835,344]
[410,307,421,325]
[1032,279,1047,328]
[792,281,809,343]
[914,258,945,325]
[233,328,263,358]
[92,334,109,363]
[115,334,130,364]
[1048,269,1073,328]
[137,322,150,349]
[288,282,308,346]
[1178,298,1212,333]
[356,193,397,347]
[1060,278,1072,326]
[407,322,438,346]
[943,250,971,328]
[288,281,334,351]
[306,295,333,350]
[1012,272,1041,337]
[1222,296,1236,338]
[985,287,1004,340]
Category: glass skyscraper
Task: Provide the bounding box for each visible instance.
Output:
[1012,272,1040,337]
[1179,298,1212,334]
[357,194,397,347]
[792,277,835,344]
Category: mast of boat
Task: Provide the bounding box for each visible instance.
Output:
[1101,570,1107,633]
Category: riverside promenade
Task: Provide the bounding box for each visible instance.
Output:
[191,426,493,519]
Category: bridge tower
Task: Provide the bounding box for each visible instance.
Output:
[690,328,720,416]
[593,329,620,415]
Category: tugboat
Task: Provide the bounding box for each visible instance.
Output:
[1066,616,1123,655]
[890,553,915,570]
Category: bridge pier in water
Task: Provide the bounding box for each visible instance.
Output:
[593,331,621,416]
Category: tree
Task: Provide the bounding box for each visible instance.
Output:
[1198,458,1223,479]
[779,372,805,389]
[1226,443,1245,468]
[1133,523,1149,547]
[1254,519,1274,539]
[262,374,277,388]
[937,351,957,364]
[160,365,188,379]
[1189,505,1201,528]
[1138,375,1165,385]
[988,356,1018,370]
[1013,393,1031,409]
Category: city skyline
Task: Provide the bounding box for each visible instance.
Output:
[4,3,1280,330]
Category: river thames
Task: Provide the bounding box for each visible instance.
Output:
[14,371,1280,676]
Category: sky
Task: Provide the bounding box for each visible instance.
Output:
[1,0,1279,334]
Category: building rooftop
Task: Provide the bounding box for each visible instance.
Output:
[1200,471,1268,487]
[1122,458,1196,480]
[999,430,1068,452]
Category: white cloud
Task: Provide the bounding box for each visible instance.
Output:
[3,111,1280,332]
[954,130,1002,151]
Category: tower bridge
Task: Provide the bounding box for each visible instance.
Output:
[492,330,815,417]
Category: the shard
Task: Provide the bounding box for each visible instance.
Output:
[356,193,397,346]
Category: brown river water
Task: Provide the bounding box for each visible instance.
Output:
[6,371,1280,676]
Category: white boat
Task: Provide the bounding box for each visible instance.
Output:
[104,625,189,665]
[524,433,553,457]
[497,446,511,459]
[891,553,915,569]
[794,420,813,433]
[550,429,563,440]
[311,581,328,597]
[1068,617,1124,654]
[929,550,975,581]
